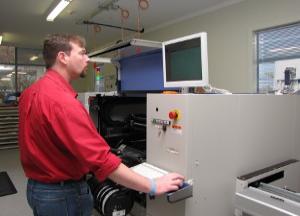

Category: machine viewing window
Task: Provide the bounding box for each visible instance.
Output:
[162,32,209,88]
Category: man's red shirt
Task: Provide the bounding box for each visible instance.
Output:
[18,69,121,183]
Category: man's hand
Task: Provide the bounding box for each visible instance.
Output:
[155,173,185,195]
[108,163,184,196]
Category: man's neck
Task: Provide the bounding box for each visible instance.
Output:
[50,65,71,83]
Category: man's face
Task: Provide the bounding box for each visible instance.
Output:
[66,42,89,79]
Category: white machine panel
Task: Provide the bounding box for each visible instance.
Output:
[147,94,189,175]
[146,94,300,216]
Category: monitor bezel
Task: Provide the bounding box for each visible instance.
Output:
[162,32,209,88]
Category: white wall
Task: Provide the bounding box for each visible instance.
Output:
[142,0,300,93]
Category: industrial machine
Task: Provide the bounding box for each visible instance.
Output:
[145,94,300,216]
[88,94,147,216]
[235,159,300,216]
[86,33,300,216]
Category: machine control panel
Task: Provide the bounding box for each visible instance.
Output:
[152,118,171,126]
[152,118,171,132]
[152,108,183,133]
[168,109,181,120]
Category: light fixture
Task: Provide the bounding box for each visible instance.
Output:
[11,71,27,75]
[0,34,2,45]
[1,77,11,81]
[47,0,72,22]
[89,57,112,64]
[138,0,149,10]
[121,8,129,19]
[30,55,39,61]
[0,65,14,71]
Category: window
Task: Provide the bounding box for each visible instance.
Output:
[256,22,300,93]
[0,46,44,105]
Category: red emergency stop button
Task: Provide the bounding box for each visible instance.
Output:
[169,111,178,120]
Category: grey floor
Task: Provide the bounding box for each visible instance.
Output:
[0,149,145,216]
[0,149,32,216]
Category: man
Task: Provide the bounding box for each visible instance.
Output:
[18,34,184,216]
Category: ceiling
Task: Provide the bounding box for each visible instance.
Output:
[0,0,242,51]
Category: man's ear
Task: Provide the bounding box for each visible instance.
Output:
[57,51,68,65]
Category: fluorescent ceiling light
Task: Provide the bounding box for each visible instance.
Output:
[11,71,27,75]
[0,65,14,71]
[1,77,11,81]
[0,35,2,45]
[30,55,39,61]
[89,57,112,64]
[47,0,72,22]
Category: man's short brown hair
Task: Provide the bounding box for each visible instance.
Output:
[43,34,86,69]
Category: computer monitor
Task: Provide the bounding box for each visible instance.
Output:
[162,32,209,88]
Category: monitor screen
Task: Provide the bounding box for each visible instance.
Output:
[162,32,209,88]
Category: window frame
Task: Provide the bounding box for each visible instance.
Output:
[255,21,300,93]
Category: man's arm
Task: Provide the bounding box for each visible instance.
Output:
[108,163,184,195]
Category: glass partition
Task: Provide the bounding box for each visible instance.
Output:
[0,46,45,105]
